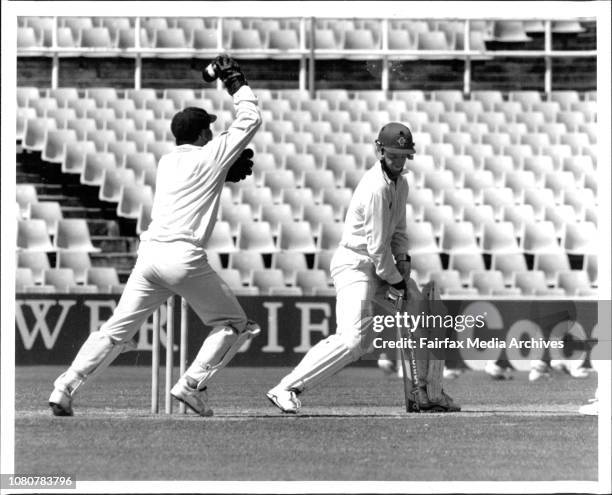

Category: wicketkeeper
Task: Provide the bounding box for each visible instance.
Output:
[267,122,460,413]
[49,55,262,417]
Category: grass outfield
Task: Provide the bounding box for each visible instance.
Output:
[14,365,597,481]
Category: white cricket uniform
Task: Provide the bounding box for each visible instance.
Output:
[276,162,414,392]
[55,86,261,389]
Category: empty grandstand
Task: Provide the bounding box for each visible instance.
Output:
[15,14,599,298]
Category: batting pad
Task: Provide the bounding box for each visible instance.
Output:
[278,336,355,393]
[187,322,260,390]
[409,280,445,402]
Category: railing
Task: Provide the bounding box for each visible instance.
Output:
[17,17,597,95]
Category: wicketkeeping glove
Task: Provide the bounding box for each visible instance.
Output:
[214,54,247,96]
[225,148,254,183]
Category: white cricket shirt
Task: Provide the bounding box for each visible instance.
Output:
[339,162,410,284]
[140,86,261,248]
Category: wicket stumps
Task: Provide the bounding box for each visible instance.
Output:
[151,296,189,414]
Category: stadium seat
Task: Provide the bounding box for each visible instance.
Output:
[85,87,118,107]
[514,271,549,296]
[81,152,117,186]
[549,91,580,110]
[448,253,486,286]
[482,188,517,220]
[272,251,308,285]
[261,204,296,236]
[544,171,579,201]
[522,221,563,254]
[406,221,439,254]
[23,118,57,152]
[63,117,98,140]
[16,184,38,213]
[86,128,117,150]
[16,268,35,291]
[441,221,480,254]
[545,204,578,238]
[116,184,153,219]
[509,90,542,109]
[503,144,532,167]
[124,152,157,186]
[421,122,450,143]
[408,253,442,285]
[477,111,507,131]
[17,107,37,141]
[422,205,455,237]
[136,203,152,235]
[472,270,506,295]
[443,155,475,180]
[314,249,336,278]
[144,98,176,119]
[240,187,275,212]
[483,156,514,185]
[284,132,315,154]
[99,167,137,203]
[520,132,551,152]
[557,271,592,297]
[267,29,300,51]
[205,221,237,253]
[237,222,278,253]
[296,270,334,296]
[107,141,139,164]
[302,204,336,233]
[417,31,450,50]
[462,204,495,239]
[583,254,597,287]
[17,219,55,252]
[429,270,463,294]
[105,118,137,139]
[229,29,263,50]
[482,222,521,254]
[221,204,255,236]
[263,170,298,201]
[502,204,535,238]
[56,250,92,284]
[442,188,476,217]
[278,222,317,253]
[28,201,63,236]
[43,268,78,292]
[564,222,597,255]
[61,140,96,174]
[40,128,78,163]
[229,251,266,285]
[253,269,291,295]
[504,171,539,196]
[80,27,114,50]
[563,189,596,217]
[54,219,100,252]
[86,267,122,293]
[321,187,352,221]
[17,87,40,107]
[534,252,571,285]
[317,221,342,250]
[471,90,503,111]
[522,156,555,177]
[146,141,175,162]
[563,156,595,180]
[523,188,557,220]
[463,170,495,200]
[17,27,42,50]
[464,144,494,167]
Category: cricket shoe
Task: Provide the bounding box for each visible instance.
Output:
[266,386,301,414]
[170,377,214,417]
[529,361,552,382]
[49,387,74,417]
[484,361,513,381]
[550,360,590,379]
[578,398,599,416]
[408,387,461,413]
[443,367,463,380]
[377,354,398,375]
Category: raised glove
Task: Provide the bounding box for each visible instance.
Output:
[214,54,247,96]
[225,148,254,183]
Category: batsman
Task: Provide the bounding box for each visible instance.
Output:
[267,122,460,414]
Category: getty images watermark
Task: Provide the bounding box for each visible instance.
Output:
[360,298,609,361]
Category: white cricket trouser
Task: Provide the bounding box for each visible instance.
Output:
[277,246,402,392]
[63,240,247,382]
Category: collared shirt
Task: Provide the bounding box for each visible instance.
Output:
[141,86,261,247]
[339,162,410,284]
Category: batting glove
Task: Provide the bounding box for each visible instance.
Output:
[225,148,254,183]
